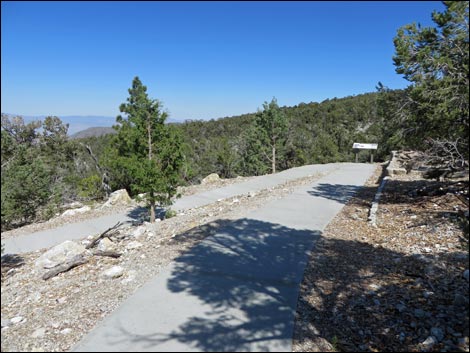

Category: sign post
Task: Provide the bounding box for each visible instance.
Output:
[352,143,378,163]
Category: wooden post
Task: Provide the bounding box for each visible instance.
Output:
[355,152,358,163]
[370,153,373,163]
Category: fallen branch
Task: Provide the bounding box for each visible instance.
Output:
[42,255,88,280]
[86,222,122,249]
[93,250,122,258]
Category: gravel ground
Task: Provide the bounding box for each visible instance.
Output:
[293,164,469,352]
[1,171,326,352]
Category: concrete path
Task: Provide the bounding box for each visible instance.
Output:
[73,163,375,352]
[2,163,341,255]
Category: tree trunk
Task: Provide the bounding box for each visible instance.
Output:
[272,145,276,174]
[149,191,156,223]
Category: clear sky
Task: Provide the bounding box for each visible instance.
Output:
[2,1,445,121]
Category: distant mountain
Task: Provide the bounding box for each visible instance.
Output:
[69,126,117,139]
[2,113,183,135]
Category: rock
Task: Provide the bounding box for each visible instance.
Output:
[414,308,426,318]
[430,327,445,342]
[97,238,116,252]
[131,226,146,239]
[126,241,143,250]
[248,191,257,198]
[103,266,124,279]
[201,173,220,185]
[31,327,46,338]
[102,189,132,208]
[35,241,86,269]
[60,328,72,335]
[10,316,24,324]
[453,293,467,307]
[350,213,360,220]
[121,270,137,285]
[395,303,407,313]
[1,317,11,328]
[421,336,438,350]
[61,205,91,217]
[464,269,469,282]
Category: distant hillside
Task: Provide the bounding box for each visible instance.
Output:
[70,126,117,139]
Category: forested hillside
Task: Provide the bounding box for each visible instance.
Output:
[177,91,390,180]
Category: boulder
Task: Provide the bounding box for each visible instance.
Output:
[102,189,132,208]
[97,238,116,252]
[103,266,124,279]
[201,173,220,185]
[131,226,146,239]
[35,241,87,269]
[61,206,91,217]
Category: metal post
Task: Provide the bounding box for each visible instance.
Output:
[355,152,358,163]
[370,153,373,163]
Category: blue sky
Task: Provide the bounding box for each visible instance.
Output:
[2,1,444,121]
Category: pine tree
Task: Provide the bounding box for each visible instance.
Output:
[244,98,287,174]
[393,1,469,154]
[111,77,184,223]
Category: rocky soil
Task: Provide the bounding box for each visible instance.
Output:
[1,171,326,352]
[1,175,255,240]
[293,164,469,352]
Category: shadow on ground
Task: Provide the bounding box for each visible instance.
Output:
[110,218,321,351]
[99,216,468,352]
[125,206,166,224]
[1,253,25,282]
[294,237,469,352]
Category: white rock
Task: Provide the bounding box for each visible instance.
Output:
[126,241,143,250]
[31,327,46,338]
[121,270,137,285]
[421,336,437,349]
[131,226,146,239]
[61,206,91,217]
[232,199,240,203]
[103,266,124,279]
[35,241,86,269]
[60,328,72,335]
[97,238,116,252]
[10,316,24,324]
[102,189,132,208]
[201,173,220,184]
[1,318,11,328]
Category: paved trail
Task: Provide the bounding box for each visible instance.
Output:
[2,163,341,255]
[73,163,375,352]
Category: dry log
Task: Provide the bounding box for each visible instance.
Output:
[93,250,122,258]
[86,221,122,249]
[42,255,88,280]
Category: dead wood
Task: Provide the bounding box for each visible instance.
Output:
[93,250,122,258]
[86,221,122,249]
[42,255,88,280]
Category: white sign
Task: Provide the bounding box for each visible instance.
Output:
[352,143,378,150]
